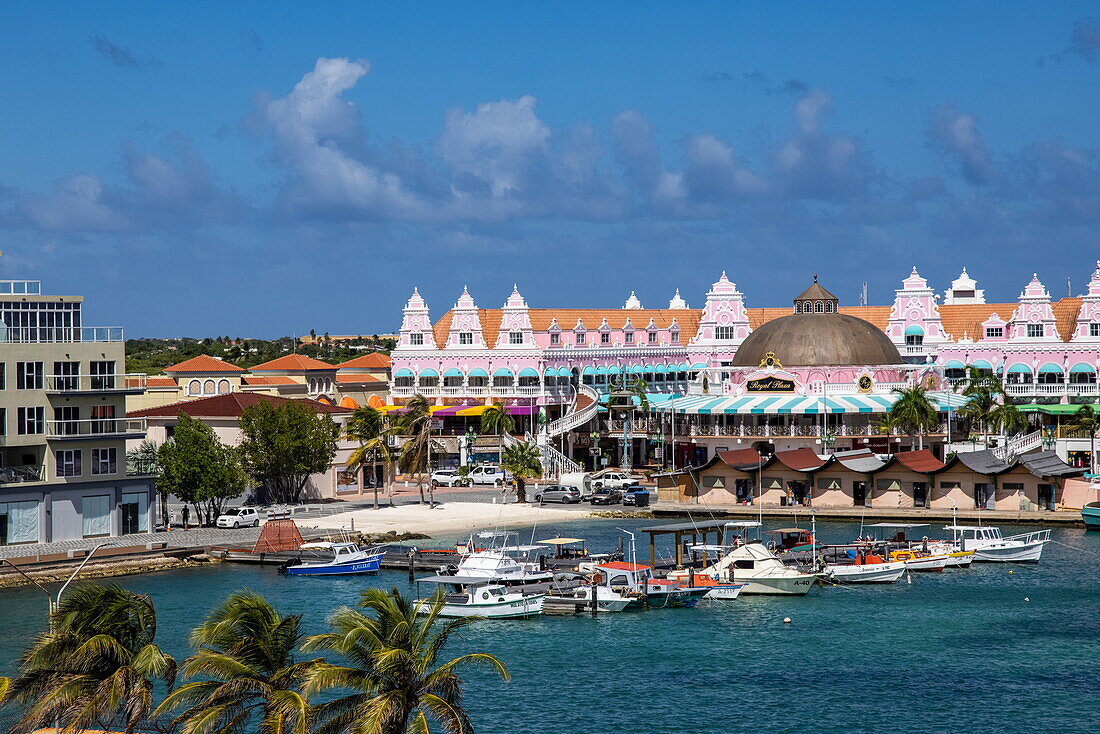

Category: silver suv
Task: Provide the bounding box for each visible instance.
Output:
[534,485,582,504]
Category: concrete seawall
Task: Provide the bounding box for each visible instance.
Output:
[652,503,1086,525]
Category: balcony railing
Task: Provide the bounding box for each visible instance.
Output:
[686,422,949,438]
[1004,382,1099,397]
[46,418,147,439]
[0,326,124,343]
[0,465,44,484]
[45,374,147,394]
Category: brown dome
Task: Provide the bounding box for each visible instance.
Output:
[732,312,903,367]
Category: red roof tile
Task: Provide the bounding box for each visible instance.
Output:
[893,449,947,473]
[335,373,385,384]
[128,392,349,418]
[163,355,245,373]
[243,376,299,386]
[251,354,336,371]
[146,377,178,388]
[338,353,392,369]
[772,448,828,471]
[716,448,766,470]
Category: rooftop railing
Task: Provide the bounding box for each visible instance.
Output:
[0,280,42,295]
[0,326,124,343]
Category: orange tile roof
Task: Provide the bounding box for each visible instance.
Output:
[338,352,392,369]
[250,354,336,371]
[433,309,703,348]
[163,355,245,373]
[128,392,349,418]
[335,373,385,384]
[146,377,178,388]
[242,375,299,386]
[427,298,1084,346]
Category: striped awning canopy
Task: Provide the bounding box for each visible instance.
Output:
[649,391,968,415]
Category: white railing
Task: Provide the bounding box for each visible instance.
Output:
[686,422,946,438]
[543,384,601,438]
[1004,382,1099,397]
[992,430,1044,462]
[0,326,125,343]
[46,418,146,439]
[45,374,147,392]
[535,439,581,478]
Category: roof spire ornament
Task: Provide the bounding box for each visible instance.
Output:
[623,291,643,309]
[668,288,689,309]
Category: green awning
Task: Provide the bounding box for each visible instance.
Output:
[1016,403,1100,415]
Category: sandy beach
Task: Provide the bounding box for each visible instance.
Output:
[295,501,590,537]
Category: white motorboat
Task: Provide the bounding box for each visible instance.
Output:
[415,577,545,619]
[944,526,1051,563]
[450,531,555,586]
[543,584,634,612]
[672,542,818,595]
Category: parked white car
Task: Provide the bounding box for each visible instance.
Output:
[430,469,470,487]
[467,465,509,486]
[216,507,261,528]
[590,470,640,490]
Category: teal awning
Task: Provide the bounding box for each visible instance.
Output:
[442,368,463,377]
[904,325,925,336]
[582,366,597,376]
[944,360,965,368]
[1038,363,1063,373]
[1006,363,1032,373]
[394,368,414,378]
[418,368,439,377]
[971,360,993,370]
[691,362,707,369]
[493,368,514,377]
[607,365,622,374]
[1070,363,1096,373]
[518,367,539,377]
[468,368,489,377]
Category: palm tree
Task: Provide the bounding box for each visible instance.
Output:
[398,394,442,506]
[889,385,940,450]
[956,366,1008,447]
[344,406,396,510]
[9,584,176,734]
[990,400,1027,440]
[302,588,509,734]
[1067,404,1100,471]
[156,590,314,734]
[480,403,516,466]
[501,441,543,504]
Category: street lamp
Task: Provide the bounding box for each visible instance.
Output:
[1,542,119,620]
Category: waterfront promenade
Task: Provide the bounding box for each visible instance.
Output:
[652,502,1085,524]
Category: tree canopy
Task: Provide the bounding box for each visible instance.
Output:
[239,401,340,504]
[157,413,247,524]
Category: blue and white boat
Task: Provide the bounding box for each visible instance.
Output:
[281,542,384,576]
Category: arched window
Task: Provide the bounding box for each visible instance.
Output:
[795,302,802,313]
[188,380,200,396]
[815,301,824,313]
[824,301,834,313]
[905,325,925,346]
[203,379,215,394]
[217,379,230,394]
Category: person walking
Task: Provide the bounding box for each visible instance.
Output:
[181,505,190,530]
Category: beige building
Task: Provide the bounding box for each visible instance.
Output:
[127,392,379,501]
[0,279,155,546]
[128,353,390,413]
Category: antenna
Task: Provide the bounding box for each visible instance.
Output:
[859,282,868,307]
[1068,277,1072,298]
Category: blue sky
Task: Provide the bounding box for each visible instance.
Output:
[2,2,1099,337]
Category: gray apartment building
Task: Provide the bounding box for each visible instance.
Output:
[0,279,154,546]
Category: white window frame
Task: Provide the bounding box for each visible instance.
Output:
[57,449,82,477]
[92,447,117,476]
[459,332,473,345]
[509,331,523,345]
[1027,323,1044,338]
[409,332,424,346]
[715,326,735,340]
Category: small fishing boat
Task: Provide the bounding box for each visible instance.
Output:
[944,525,1051,563]
[765,527,816,553]
[543,583,634,613]
[280,542,383,576]
[448,531,555,586]
[819,547,908,584]
[857,523,969,570]
[1082,502,1100,530]
[598,561,707,609]
[690,575,747,599]
[887,548,948,572]
[415,576,545,619]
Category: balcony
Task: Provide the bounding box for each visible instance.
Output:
[0,465,45,484]
[0,326,124,343]
[46,418,147,441]
[45,374,147,395]
[1004,382,1100,398]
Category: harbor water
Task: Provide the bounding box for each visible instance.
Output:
[2,518,1098,734]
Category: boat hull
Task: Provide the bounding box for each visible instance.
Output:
[704,583,746,600]
[971,542,1047,563]
[902,555,949,572]
[284,555,383,576]
[1082,503,1100,530]
[416,594,545,619]
[737,575,818,595]
[825,562,907,584]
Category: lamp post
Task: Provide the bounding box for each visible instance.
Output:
[1,541,119,620]
[463,426,477,467]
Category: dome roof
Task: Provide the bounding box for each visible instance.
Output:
[732,312,903,367]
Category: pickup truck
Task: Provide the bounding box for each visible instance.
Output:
[559,469,642,500]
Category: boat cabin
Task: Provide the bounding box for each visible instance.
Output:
[300,541,365,560]
[595,561,654,592]
[860,523,932,543]
[537,537,588,560]
[765,528,815,552]
[943,525,1004,543]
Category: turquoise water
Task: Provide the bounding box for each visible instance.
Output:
[2,519,1098,734]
